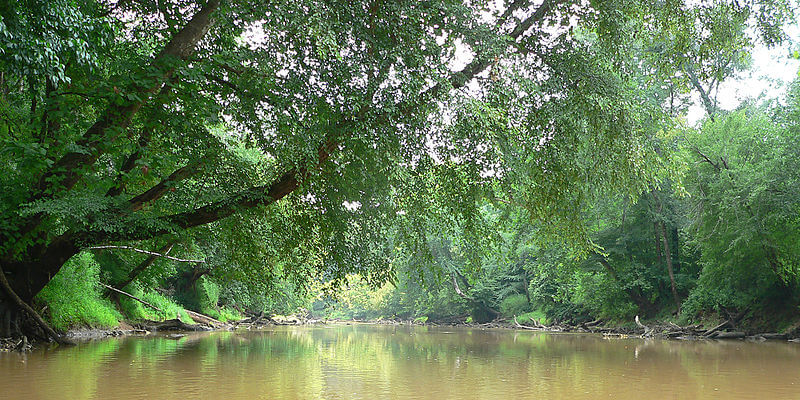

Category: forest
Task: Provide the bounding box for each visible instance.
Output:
[1,0,800,342]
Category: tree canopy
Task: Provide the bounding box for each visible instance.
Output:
[0,0,797,335]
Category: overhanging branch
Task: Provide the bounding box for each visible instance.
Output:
[88,245,205,263]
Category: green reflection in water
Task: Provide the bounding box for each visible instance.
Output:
[2,325,800,400]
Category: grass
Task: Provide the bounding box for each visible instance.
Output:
[36,253,123,331]
[118,286,194,324]
[201,306,243,323]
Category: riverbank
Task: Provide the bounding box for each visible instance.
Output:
[5,310,800,353]
[330,314,800,342]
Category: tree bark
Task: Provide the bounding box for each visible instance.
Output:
[0,264,71,344]
[659,221,680,311]
[651,190,680,311]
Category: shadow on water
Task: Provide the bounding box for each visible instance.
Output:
[2,324,800,399]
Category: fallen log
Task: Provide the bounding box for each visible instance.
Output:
[514,316,544,331]
[703,320,730,337]
[138,319,211,332]
[712,331,745,339]
[757,333,788,340]
[184,310,226,328]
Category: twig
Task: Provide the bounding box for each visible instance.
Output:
[89,245,205,263]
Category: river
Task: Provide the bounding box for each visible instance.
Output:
[2,324,800,399]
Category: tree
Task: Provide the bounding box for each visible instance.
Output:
[0,0,792,337]
[681,103,800,315]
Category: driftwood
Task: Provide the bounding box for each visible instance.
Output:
[233,311,274,328]
[628,316,754,340]
[512,316,568,332]
[184,310,227,329]
[635,315,652,337]
[514,316,544,331]
[754,333,787,340]
[702,320,730,337]
[712,331,745,339]
[102,284,226,331]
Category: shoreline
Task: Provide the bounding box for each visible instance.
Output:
[4,315,798,352]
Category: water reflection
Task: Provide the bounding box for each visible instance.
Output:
[2,324,800,399]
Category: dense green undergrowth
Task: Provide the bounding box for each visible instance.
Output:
[34,253,245,331]
[35,253,122,331]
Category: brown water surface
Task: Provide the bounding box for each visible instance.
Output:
[2,324,800,399]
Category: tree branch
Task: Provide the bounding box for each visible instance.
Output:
[127,162,202,212]
[683,61,716,120]
[90,0,561,242]
[107,80,179,198]
[16,0,221,238]
[114,241,175,290]
[100,283,163,312]
[693,147,721,171]
[88,245,204,263]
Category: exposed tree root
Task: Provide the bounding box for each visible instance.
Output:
[0,264,73,345]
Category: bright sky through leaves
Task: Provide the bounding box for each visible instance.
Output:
[687,25,800,124]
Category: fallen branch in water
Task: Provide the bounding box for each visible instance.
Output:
[137,318,210,332]
[89,245,205,263]
[702,320,730,337]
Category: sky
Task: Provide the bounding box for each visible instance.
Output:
[687,27,800,125]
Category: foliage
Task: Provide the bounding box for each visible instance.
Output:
[499,294,530,318]
[3,0,799,333]
[117,285,193,324]
[679,103,800,317]
[35,252,121,331]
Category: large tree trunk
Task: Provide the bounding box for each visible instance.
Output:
[651,190,680,311]
[659,222,680,312]
[0,0,221,318]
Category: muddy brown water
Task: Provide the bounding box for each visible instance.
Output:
[2,324,800,399]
